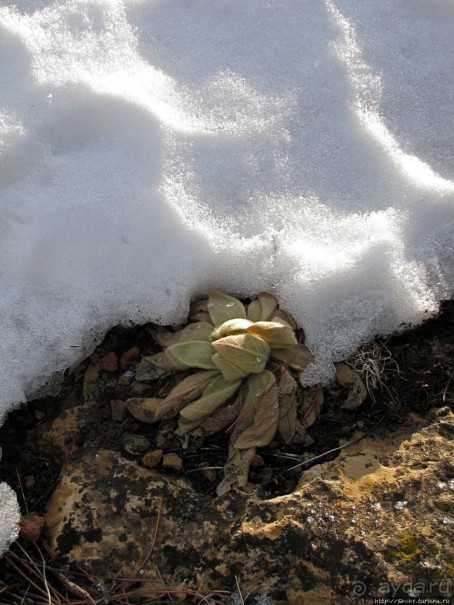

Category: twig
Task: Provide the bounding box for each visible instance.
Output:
[16,469,29,514]
[288,415,386,471]
[137,494,164,573]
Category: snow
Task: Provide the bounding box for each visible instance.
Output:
[0,0,453,554]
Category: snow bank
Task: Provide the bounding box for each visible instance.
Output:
[0,0,453,553]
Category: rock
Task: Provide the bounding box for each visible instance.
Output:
[19,513,44,542]
[100,352,119,372]
[120,347,141,369]
[162,452,183,471]
[142,449,163,468]
[43,408,453,602]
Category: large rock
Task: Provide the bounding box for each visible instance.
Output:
[44,406,453,603]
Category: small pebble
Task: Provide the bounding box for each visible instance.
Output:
[162,453,183,471]
[142,449,163,468]
[100,352,119,372]
[122,434,150,456]
[19,513,44,543]
[120,347,141,369]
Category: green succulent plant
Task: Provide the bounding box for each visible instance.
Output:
[127,291,315,495]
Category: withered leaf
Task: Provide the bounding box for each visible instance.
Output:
[301,383,324,428]
[335,363,367,409]
[135,351,186,381]
[271,308,297,331]
[277,369,298,443]
[126,397,165,424]
[271,343,315,371]
[216,446,257,497]
[179,375,242,424]
[234,372,279,450]
[190,388,246,438]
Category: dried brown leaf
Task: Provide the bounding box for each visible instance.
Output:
[126,397,165,423]
[234,371,279,449]
[301,383,324,428]
[271,343,315,371]
[277,370,298,443]
[335,363,367,409]
[135,351,186,381]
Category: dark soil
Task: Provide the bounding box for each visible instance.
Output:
[0,300,452,603]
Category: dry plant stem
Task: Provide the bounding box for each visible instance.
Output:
[137,494,164,572]
[48,569,96,605]
[16,469,29,514]
[288,415,386,471]
[4,551,60,605]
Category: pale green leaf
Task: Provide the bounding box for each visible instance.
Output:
[271,308,297,330]
[246,299,262,322]
[212,333,270,375]
[271,344,315,370]
[207,291,246,327]
[179,375,242,423]
[152,322,214,348]
[257,292,278,320]
[166,341,217,370]
[210,318,253,341]
[212,352,249,381]
[247,320,297,348]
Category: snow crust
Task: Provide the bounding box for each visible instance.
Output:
[0,476,20,554]
[0,0,453,553]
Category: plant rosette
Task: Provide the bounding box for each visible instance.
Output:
[127,291,316,495]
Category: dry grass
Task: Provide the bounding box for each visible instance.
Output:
[1,540,232,605]
[1,540,232,604]
[346,339,400,406]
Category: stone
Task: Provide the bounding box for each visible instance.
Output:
[100,352,119,372]
[43,408,454,602]
[19,513,44,543]
[142,449,163,468]
[162,452,183,471]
